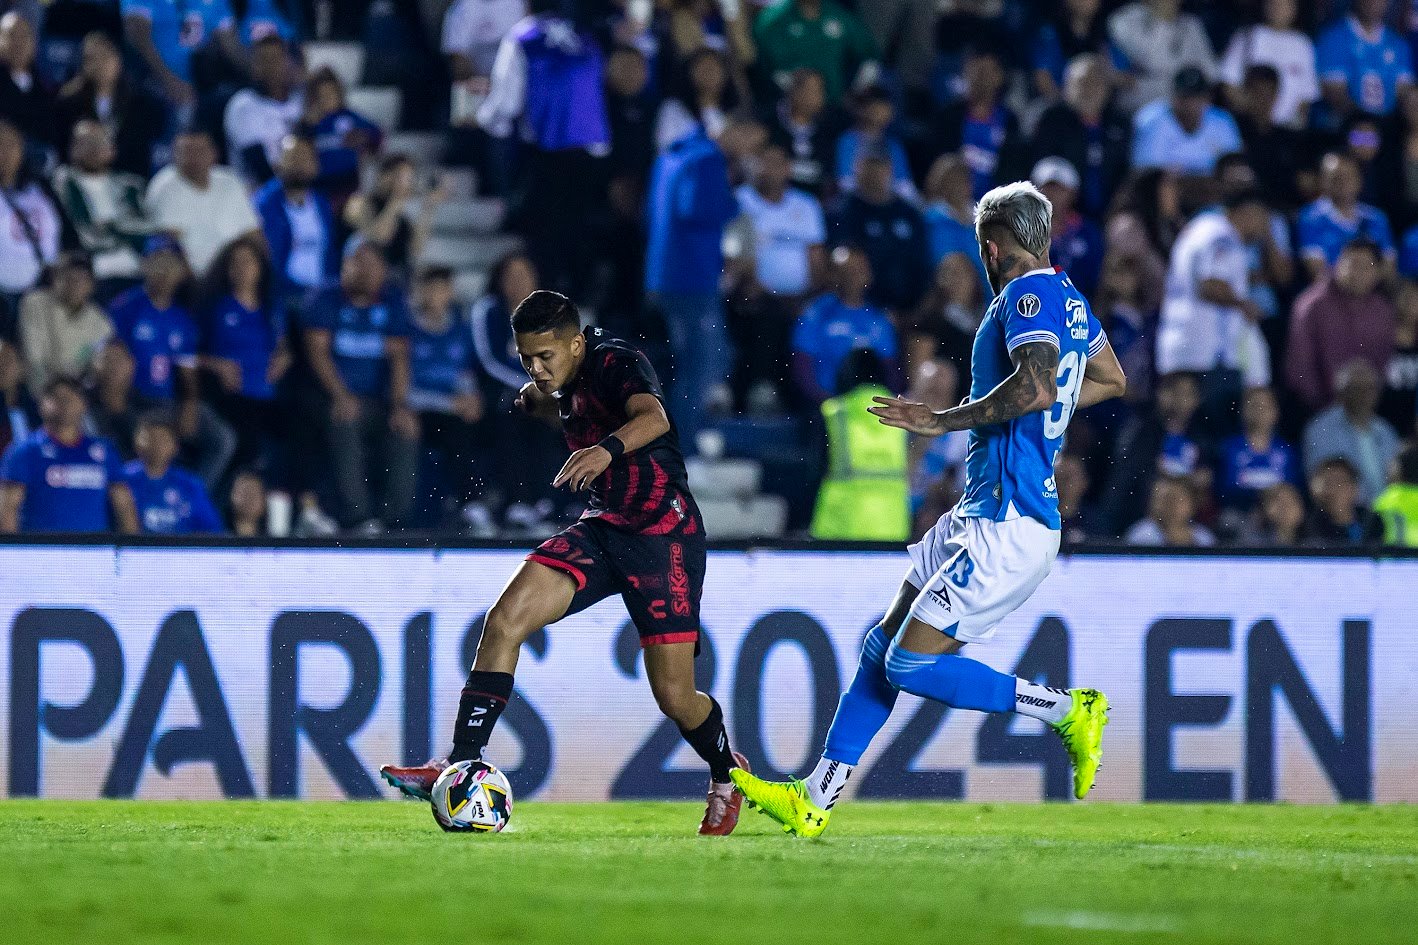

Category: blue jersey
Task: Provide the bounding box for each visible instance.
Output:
[301,285,411,398]
[959,268,1106,530]
[121,0,234,83]
[123,461,224,534]
[203,294,284,401]
[1296,197,1394,268]
[0,430,123,533]
[110,288,199,402]
[1317,17,1414,116]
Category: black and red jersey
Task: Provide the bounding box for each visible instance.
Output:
[556,328,700,535]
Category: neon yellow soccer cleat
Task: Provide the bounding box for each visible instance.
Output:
[728,769,830,838]
[1053,688,1109,799]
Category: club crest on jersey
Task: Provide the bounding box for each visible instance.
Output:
[1016,294,1041,318]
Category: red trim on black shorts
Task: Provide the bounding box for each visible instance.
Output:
[527,553,587,591]
[640,631,699,647]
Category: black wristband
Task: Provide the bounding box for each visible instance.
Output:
[598,434,626,460]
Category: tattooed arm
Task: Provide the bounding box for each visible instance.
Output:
[868,341,1059,436]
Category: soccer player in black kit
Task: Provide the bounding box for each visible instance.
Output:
[380,291,749,834]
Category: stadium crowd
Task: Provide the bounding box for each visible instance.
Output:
[0,0,1416,548]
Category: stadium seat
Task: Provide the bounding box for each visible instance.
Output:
[696,495,789,539]
[302,41,366,88]
[345,86,402,134]
[686,457,762,500]
[429,198,505,237]
[383,131,445,168]
[419,233,521,270]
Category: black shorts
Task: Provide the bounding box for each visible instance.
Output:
[528,516,706,648]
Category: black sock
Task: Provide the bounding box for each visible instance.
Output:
[678,695,735,784]
[449,670,514,763]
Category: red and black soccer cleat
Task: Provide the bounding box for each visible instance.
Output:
[698,751,750,836]
[379,759,448,801]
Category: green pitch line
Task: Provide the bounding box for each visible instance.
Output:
[1,800,1415,945]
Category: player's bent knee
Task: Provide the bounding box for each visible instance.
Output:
[649,683,701,726]
[480,604,536,654]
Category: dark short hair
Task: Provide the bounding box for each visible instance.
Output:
[836,347,887,394]
[511,290,580,335]
[417,265,455,283]
[1244,63,1280,87]
[136,408,178,435]
[51,251,93,277]
[1341,236,1383,262]
[1314,454,1359,481]
[1221,185,1267,212]
[252,33,287,52]
[42,376,84,399]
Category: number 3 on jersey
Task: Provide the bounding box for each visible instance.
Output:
[1044,350,1085,440]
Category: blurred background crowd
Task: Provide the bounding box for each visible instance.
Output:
[0,0,1416,549]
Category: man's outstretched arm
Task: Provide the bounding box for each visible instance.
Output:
[868,341,1058,436]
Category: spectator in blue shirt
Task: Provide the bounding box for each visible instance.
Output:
[1032,157,1104,298]
[791,246,903,405]
[935,45,1024,200]
[1030,0,1123,101]
[239,0,296,46]
[1297,150,1396,282]
[835,84,914,200]
[409,266,495,533]
[301,240,418,531]
[109,235,236,487]
[1131,66,1242,177]
[253,134,340,305]
[1316,0,1414,124]
[1218,386,1301,514]
[644,119,748,447]
[921,154,990,296]
[197,234,289,478]
[296,67,385,205]
[121,0,246,108]
[123,409,224,534]
[0,376,137,533]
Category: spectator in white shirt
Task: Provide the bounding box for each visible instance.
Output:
[1108,0,1217,113]
[1219,0,1318,129]
[656,46,734,152]
[145,127,262,277]
[0,119,60,337]
[733,143,826,299]
[443,0,526,90]
[1125,474,1218,546]
[1156,188,1274,396]
[224,34,302,186]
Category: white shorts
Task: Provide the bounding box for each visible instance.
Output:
[903,508,1061,644]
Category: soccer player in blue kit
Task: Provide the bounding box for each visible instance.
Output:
[731,182,1128,836]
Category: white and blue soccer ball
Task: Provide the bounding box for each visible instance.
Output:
[430,760,514,833]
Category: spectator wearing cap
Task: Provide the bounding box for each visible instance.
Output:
[935,44,1024,201]
[1031,52,1132,221]
[477,0,610,297]
[108,235,236,487]
[122,409,224,534]
[0,119,60,340]
[51,119,159,290]
[253,134,339,305]
[300,239,418,532]
[1033,157,1103,298]
[0,376,138,534]
[120,0,246,111]
[146,128,261,277]
[0,11,54,147]
[1156,188,1275,416]
[1304,359,1400,506]
[224,35,302,186]
[830,152,929,315]
[1108,0,1217,113]
[18,253,112,396]
[1131,66,1242,178]
[1316,0,1413,125]
[1287,238,1395,412]
[1218,0,1317,130]
[754,0,879,105]
[55,32,168,179]
[1296,151,1395,283]
[835,85,914,200]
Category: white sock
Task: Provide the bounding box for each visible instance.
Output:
[805,756,854,810]
[1013,679,1072,724]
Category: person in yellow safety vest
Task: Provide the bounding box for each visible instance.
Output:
[1374,443,1418,547]
[812,348,909,540]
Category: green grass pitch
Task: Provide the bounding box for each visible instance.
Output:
[2,799,1416,945]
